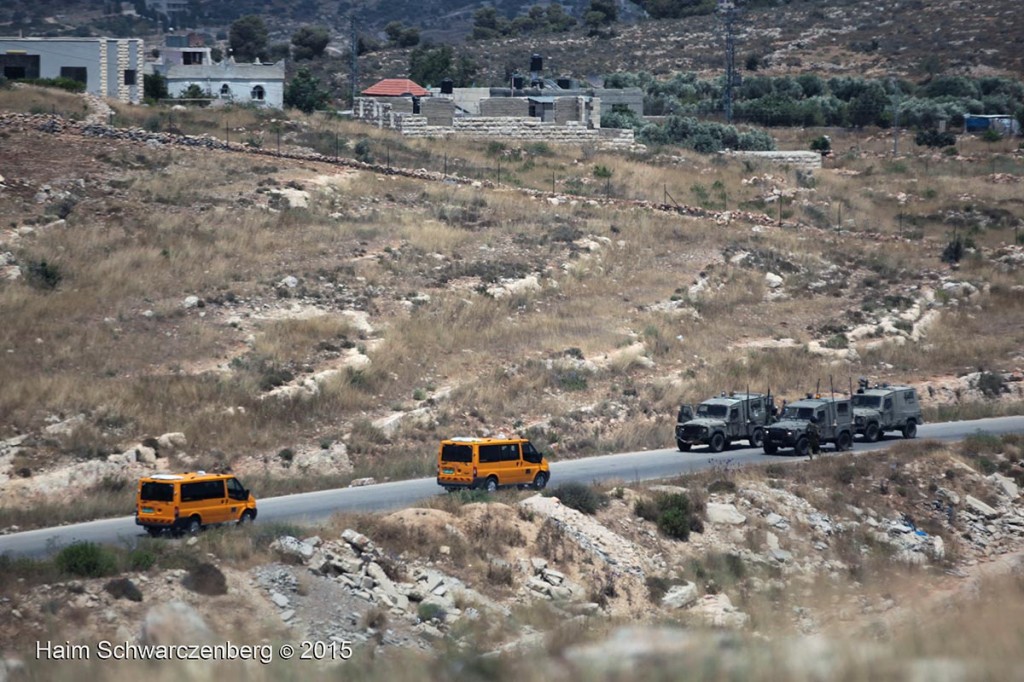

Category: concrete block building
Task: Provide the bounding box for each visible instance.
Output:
[0,37,144,104]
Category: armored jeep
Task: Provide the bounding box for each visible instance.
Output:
[763,395,853,456]
[852,379,923,441]
[676,392,774,453]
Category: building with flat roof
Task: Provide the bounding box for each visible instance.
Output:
[0,37,144,104]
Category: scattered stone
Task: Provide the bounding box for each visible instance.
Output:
[661,582,699,609]
[965,495,999,518]
[706,503,746,525]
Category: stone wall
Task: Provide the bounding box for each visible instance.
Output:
[352,98,638,150]
[730,151,823,170]
[421,98,454,126]
[480,98,529,117]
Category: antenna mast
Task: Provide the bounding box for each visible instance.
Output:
[350,13,359,107]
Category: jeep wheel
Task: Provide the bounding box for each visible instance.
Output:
[749,428,764,449]
[676,439,691,452]
[865,422,881,442]
[836,431,853,451]
[709,432,726,453]
[485,477,499,493]
[795,437,810,458]
[902,420,917,439]
[533,472,548,490]
[763,443,778,455]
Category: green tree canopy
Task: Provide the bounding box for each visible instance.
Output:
[409,45,477,88]
[291,25,330,61]
[284,67,330,113]
[229,15,268,63]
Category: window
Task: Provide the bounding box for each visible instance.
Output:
[500,444,520,462]
[816,410,826,423]
[123,69,136,85]
[904,391,916,404]
[696,404,728,418]
[884,398,893,410]
[181,480,225,502]
[523,442,542,464]
[140,482,174,502]
[837,402,849,416]
[227,478,247,501]
[60,66,88,85]
[182,51,204,65]
[441,444,472,463]
[853,395,882,408]
[729,408,740,421]
[478,444,502,463]
[251,85,265,101]
[220,83,231,96]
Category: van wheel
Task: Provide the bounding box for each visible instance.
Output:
[186,516,202,535]
[485,477,498,493]
[749,428,764,448]
[533,472,548,490]
[902,420,917,439]
[795,438,810,458]
[865,422,881,442]
[709,432,726,453]
[146,527,162,538]
[677,439,691,452]
[238,510,255,526]
[836,431,853,451]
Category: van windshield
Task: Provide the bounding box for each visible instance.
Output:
[140,482,174,502]
[441,444,472,463]
[696,404,728,418]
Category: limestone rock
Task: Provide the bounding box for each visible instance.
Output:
[140,601,215,645]
[660,582,699,609]
[706,503,746,525]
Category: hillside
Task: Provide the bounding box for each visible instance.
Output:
[0,85,1022,531]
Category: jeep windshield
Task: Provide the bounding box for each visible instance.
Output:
[441,444,473,463]
[852,395,882,408]
[140,482,174,502]
[696,404,728,418]
[781,406,815,420]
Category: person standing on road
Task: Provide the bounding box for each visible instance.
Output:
[807,416,821,459]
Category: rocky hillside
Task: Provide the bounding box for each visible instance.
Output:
[0,86,1022,531]
[2,435,1023,679]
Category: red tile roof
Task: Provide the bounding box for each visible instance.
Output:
[362,78,430,97]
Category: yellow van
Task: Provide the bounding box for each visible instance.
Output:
[437,437,550,493]
[135,472,257,536]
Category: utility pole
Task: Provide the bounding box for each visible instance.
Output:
[890,78,900,156]
[720,1,738,123]
[350,14,359,108]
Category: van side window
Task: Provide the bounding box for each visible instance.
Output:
[523,442,542,464]
[478,445,502,463]
[501,444,520,461]
[182,480,224,502]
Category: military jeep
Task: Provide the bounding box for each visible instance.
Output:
[763,395,853,456]
[852,380,923,441]
[675,392,774,453]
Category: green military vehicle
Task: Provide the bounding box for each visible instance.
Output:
[852,379,923,441]
[763,395,853,456]
[675,392,774,453]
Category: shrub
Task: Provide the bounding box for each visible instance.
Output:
[104,577,143,602]
[417,602,446,622]
[181,562,228,596]
[25,259,63,290]
[127,549,156,571]
[977,371,1006,398]
[941,236,965,264]
[549,482,607,515]
[354,139,373,163]
[809,135,831,153]
[56,542,118,578]
[707,479,737,494]
[635,492,702,540]
[634,496,661,522]
[915,129,956,148]
[657,507,692,540]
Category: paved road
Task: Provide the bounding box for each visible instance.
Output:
[2,416,1021,557]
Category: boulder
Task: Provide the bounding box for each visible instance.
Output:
[156,432,187,453]
[989,473,1019,499]
[706,503,746,525]
[271,536,316,562]
[965,495,999,518]
[660,582,699,609]
[341,528,372,550]
[140,601,214,645]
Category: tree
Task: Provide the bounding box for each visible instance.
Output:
[284,67,330,113]
[229,15,268,63]
[291,25,330,61]
[848,83,888,127]
[914,129,956,148]
[585,0,617,29]
[384,21,420,47]
[143,72,168,101]
[471,7,509,40]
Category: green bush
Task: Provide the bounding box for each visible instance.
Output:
[20,77,86,93]
[56,542,118,578]
[127,549,156,571]
[634,492,703,540]
[634,496,661,522]
[657,507,692,540]
[25,259,63,290]
[915,129,957,148]
[417,602,446,622]
[549,482,607,515]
